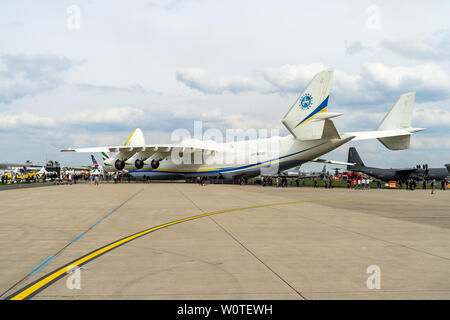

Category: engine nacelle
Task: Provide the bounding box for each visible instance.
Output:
[151,160,160,169]
[115,159,125,170]
[135,159,144,169]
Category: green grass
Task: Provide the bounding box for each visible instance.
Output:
[249,178,436,190]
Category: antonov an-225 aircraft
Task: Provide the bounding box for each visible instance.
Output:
[62,69,424,180]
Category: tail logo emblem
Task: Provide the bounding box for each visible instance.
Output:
[300,93,313,110]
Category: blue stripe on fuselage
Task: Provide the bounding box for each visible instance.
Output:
[129,141,328,175]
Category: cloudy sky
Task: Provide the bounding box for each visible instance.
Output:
[1,0,449,169]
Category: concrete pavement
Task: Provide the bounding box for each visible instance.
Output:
[0,183,449,299]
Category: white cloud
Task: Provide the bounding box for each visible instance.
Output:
[176,68,267,94]
[413,107,450,126]
[261,63,326,93]
[262,62,450,105]
[66,132,130,148]
[360,63,449,99]
[381,29,450,60]
[0,112,55,129]
[1,1,449,166]
[222,113,282,131]
[68,107,145,124]
[177,63,450,105]
[344,40,372,56]
[0,54,75,104]
[411,134,450,149]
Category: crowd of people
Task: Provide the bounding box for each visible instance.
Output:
[261,176,289,187]
[49,173,102,186]
[257,176,449,192]
[4,170,448,193]
[352,178,373,189]
[197,176,210,186]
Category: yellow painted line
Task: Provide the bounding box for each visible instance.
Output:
[125,128,137,146]
[8,197,356,300]
[294,107,328,129]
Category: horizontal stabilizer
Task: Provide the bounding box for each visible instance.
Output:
[312,112,343,120]
[345,128,424,141]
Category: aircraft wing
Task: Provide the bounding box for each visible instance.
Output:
[61,144,224,161]
[61,144,223,153]
[61,145,169,153]
[311,158,355,166]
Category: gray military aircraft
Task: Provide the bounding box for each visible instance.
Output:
[259,164,327,179]
[347,147,449,182]
[298,165,329,179]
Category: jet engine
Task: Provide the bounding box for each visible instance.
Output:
[135,159,145,169]
[151,160,160,169]
[115,159,125,170]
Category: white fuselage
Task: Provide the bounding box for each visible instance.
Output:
[104,134,354,179]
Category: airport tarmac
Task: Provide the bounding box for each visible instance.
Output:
[0,182,54,191]
[0,183,449,300]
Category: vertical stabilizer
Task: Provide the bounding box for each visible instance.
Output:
[125,128,146,146]
[347,147,365,169]
[91,155,99,169]
[377,93,415,150]
[282,69,334,140]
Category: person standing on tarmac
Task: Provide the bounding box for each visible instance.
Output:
[431,179,436,194]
